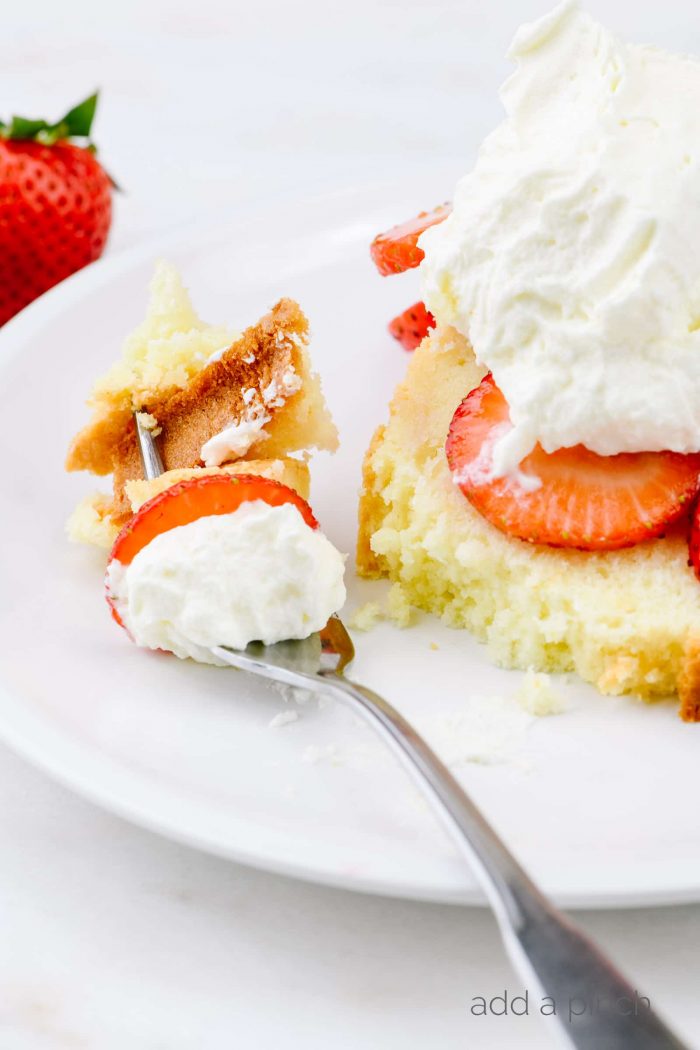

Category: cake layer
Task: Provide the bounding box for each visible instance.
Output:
[125,458,310,510]
[358,325,700,718]
[65,262,238,476]
[103,299,334,515]
[67,290,337,517]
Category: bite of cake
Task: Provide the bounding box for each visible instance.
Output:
[106,473,346,665]
[66,261,337,546]
[66,263,345,662]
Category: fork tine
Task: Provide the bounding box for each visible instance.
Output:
[134,411,165,480]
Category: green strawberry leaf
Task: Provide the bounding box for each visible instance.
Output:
[8,116,52,139]
[0,92,99,144]
[0,90,121,190]
[35,122,73,145]
[63,93,98,137]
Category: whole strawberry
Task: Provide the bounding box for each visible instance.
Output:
[0,93,112,325]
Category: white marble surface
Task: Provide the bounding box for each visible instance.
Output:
[2,0,700,1045]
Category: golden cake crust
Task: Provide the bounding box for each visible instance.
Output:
[356,424,387,578]
[679,636,700,722]
[68,298,337,517]
[358,324,700,718]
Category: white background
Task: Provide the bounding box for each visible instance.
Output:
[2,0,700,1046]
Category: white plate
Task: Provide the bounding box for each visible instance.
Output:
[1,171,699,909]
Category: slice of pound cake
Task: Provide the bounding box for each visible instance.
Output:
[362,4,700,721]
[67,262,337,546]
[358,325,700,720]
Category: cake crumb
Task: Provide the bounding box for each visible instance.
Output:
[302,744,340,765]
[516,670,566,717]
[429,642,440,651]
[269,710,299,729]
[271,682,314,706]
[416,694,533,766]
[387,583,413,628]
[66,493,118,549]
[349,601,384,631]
[135,411,162,436]
[349,586,413,630]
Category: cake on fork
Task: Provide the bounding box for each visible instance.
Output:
[66,261,337,546]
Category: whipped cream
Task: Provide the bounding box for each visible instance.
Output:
[106,501,347,665]
[201,411,270,466]
[205,344,230,364]
[200,366,302,467]
[421,0,700,477]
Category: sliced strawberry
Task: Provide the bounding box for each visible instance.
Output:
[389,301,436,351]
[111,474,318,567]
[446,375,700,551]
[370,204,451,276]
[689,502,700,581]
[106,474,318,627]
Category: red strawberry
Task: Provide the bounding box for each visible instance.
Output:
[688,502,700,581]
[446,375,700,551]
[0,93,112,325]
[388,301,436,351]
[106,474,318,627]
[370,204,451,276]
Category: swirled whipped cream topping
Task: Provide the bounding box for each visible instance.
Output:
[106,501,346,665]
[421,0,700,478]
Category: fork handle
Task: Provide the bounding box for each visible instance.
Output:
[323,674,687,1049]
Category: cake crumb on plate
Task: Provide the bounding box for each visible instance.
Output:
[516,670,567,717]
[415,695,534,766]
[302,744,341,765]
[269,710,299,729]
[349,601,384,631]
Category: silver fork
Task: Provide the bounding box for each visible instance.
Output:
[135,413,687,1049]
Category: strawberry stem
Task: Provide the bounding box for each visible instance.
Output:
[0,91,99,146]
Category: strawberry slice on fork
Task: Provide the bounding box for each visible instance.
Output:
[106,474,318,627]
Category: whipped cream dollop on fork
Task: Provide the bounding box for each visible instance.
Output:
[421,0,700,478]
[107,501,347,665]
